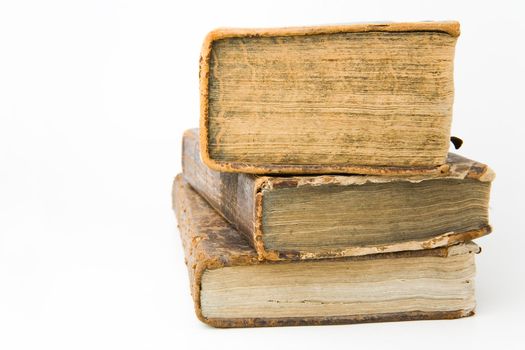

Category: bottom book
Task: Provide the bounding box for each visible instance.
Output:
[172,174,480,328]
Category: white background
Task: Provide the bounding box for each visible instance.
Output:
[1,0,524,349]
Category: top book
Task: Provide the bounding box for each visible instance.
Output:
[199,21,460,175]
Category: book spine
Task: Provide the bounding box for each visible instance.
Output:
[182,129,258,247]
[171,175,202,321]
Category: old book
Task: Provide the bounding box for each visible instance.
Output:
[173,175,480,328]
[183,129,493,260]
[200,21,460,174]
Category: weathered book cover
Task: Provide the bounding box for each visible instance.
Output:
[173,175,479,328]
[200,21,460,174]
[183,129,493,261]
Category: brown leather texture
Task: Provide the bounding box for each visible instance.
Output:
[172,175,478,328]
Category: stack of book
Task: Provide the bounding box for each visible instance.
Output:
[173,21,494,328]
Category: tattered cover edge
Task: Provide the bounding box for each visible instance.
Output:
[199,21,460,175]
[172,175,479,328]
[251,152,493,260]
[204,310,475,328]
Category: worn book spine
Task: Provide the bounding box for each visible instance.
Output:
[199,21,460,174]
[182,129,258,247]
[172,175,479,328]
[182,128,493,261]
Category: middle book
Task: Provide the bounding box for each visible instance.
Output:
[183,129,493,261]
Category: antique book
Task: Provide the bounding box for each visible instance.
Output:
[183,128,493,260]
[200,21,460,174]
[173,175,480,328]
